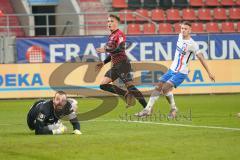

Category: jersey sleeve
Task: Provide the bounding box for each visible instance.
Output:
[35,111,52,135]
[191,41,201,55]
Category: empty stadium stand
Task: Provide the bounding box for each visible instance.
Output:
[158,23,173,34]
[189,0,205,7]
[119,9,135,22]
[135,8,149,22]
[173,22,181,32]
[112,0,127,9]
[151,8,165,21]
[198,8,212,21]
[0,0,24,36]
[191,22,204,33]
[78,0,108,35]
[111,0,240,34]
[238,22,240,32]
[206,22,220,33]
[220,0,235,6]
[1,0,239,36]
[166,8,181,21]
[205,0,221,7]
[127,23,141,34]
[213,8,227,20]
[221,22,235,32]
[229,8,240,20]
[143,23,156,34]
[182,8,197,21]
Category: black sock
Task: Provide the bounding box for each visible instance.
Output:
[100,84,127,96]
[127,85,147,108]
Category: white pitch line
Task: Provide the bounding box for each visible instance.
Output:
[90,119,240,131]
[1,120,240,131]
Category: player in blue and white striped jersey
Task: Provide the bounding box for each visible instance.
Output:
[135,21,215,118]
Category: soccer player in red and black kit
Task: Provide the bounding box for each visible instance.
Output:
[96,14,147,109]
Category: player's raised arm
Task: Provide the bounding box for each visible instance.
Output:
[196,53,215,82]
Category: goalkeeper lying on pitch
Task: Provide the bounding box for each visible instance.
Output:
[27,91,81,135]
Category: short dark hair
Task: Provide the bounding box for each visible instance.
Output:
[181,21,191,27]
[109,14,120,22]
[55,90,66,97]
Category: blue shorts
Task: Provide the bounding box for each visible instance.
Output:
[159,69,187,88]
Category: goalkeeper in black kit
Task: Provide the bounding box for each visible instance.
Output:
[27,91,81,135]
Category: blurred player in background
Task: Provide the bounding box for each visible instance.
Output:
[135,21,215,118]
[96,14,147,108]
[27,91,81,135]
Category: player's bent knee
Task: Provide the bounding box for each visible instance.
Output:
[161,84,171,95]
[155,86,162,92]
[155,82,163,91]
[100,84,108,90]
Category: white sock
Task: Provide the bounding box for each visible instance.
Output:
[145,90,161,110]
[165,92,177,110]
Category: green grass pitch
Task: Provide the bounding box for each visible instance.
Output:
[0,94,239,160]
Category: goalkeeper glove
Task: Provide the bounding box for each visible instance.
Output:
[48,120,63,130]
[52,124,67,135]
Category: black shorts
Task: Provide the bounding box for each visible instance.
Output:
[105,59,132,83]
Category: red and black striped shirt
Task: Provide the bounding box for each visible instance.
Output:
[105,29,127,64]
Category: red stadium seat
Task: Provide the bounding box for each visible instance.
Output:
[173,23,181,33]
[206,22,220,33]
[198,8,212,21]
[229,8,240,20]
[151,9,165,21]
[189,0,204,7]
[135,9,149,22]
[182,8,197,21]
[119,9,135,22]
[221,22,235,33]
[205,0,220,7]
[237,22,240,32]
[143,23,156,34]
[158,23,173,34]
[236,0,240,6]
[0,0,24,36]
[127,23,141,35]
[0,10,4,16]
[220,0,235,6]
[191,22,204,33]
[112,0,127,9]
[213,8,227,20]
[166,9,181,21]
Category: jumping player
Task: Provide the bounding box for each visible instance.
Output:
[95,14,147,108]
